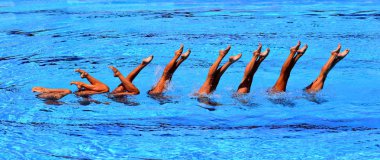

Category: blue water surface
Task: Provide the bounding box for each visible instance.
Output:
[0,0,380,159]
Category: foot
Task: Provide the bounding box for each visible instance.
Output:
[336,49,350,61]
[109,66,121,77]
[142,55,154,64]
[32,87,48,93]
[260,48,270,58]
[253,43,262,56]
[175,44,184,56]
[331,44,342,56]
[290,41,301,53]
[338,49,350,58]
[70,81,84,90]
[181,49,191,59]
[296,44,308,55]
[75,69,88,78]
[229,53,242,62]
[219,45,231,57]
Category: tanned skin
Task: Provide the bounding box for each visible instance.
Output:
[271,41,308,93]
[32,87,72,100]
[109,55,153,96]
[198,45,242,95]
[237,43,270,94]
[69,69,109,96]
[148,45,191,95]
[305,44,349,93]
[32,69,109,99]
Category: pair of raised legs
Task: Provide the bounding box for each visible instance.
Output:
[197,44,269,95]
[271,41,349,93]
[109,56,153,96]
[197,41,348,96]
[198,45,242,94]
[237,43,270,93]
[148,45,190,95]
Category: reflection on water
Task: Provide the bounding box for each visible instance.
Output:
[147,93,178,105]
[197,96,221,107]
[108,94,140,106]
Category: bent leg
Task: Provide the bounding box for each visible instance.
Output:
[113,56,154,93]
[271,41,307,92]
[305,44,349,93]
[70,81,98,91]
[237,43,270,93]
[127,56,154,82]
[74,69,109,92]
[75,90,104,97]
[109,66,140,94]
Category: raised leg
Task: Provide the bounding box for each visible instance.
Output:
[173,49,191,72]
[112,56,153,93]
[127,56,154,82]
[164,44,184,77]
[211,53,242,91]
[149,45,190,95]
[198,45,241,95]
[109,66,140,94]
[75,69,101,85]
[237,43,270,93]
[271,41,308,92]
[305,44,349,93]
[207,45,231,79]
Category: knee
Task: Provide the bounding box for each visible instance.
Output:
[63,90,72,94]
[103,85,110,92]
[132,88,140,95]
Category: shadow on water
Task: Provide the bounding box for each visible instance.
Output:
[303,91,328,104]
[195,96,222,111]
[267,92,296,107]
[36,93,66,106]
[232,93,259,107]
[77,96,103,106]
[108,94,139,106]
[267,91,328,106]
[42,100,65,106]
[7,27,66,37]
[148,93,176,105]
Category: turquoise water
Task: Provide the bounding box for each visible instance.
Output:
[1,0,380,159]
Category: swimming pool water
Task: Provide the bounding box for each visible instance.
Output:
[0,0,380,159]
